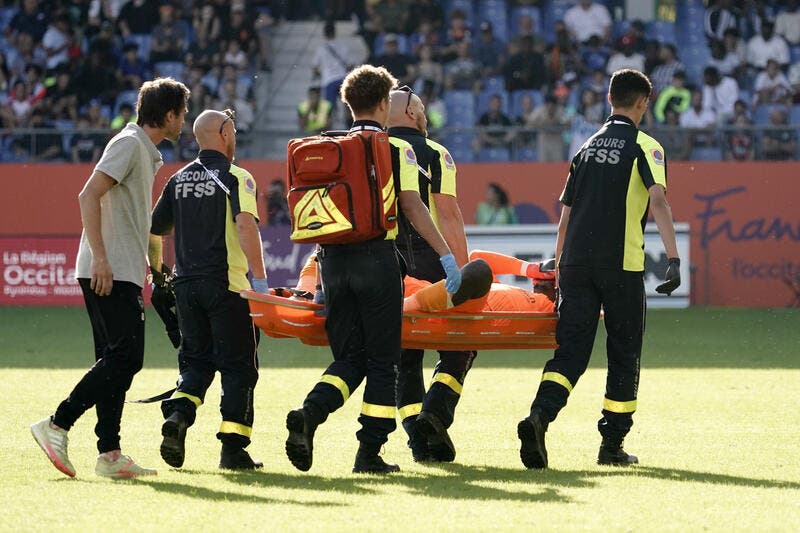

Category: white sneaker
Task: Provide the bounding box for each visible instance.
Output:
[31,417,76,478]
[95,454,157,479]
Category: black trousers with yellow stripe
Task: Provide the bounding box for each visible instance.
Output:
[531,266,644,443]
[303,239,404,446]
[396,239,476,449]
[161,279,259,448]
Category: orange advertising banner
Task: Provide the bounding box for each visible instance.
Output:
[1,161,798,307]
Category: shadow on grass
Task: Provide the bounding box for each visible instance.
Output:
[139,478,344,506]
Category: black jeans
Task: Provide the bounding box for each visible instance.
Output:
[161,278,260,449]
[531,266,645,442]
[396,237,476,449]
[53,279,145,453]
[304,238,403,446]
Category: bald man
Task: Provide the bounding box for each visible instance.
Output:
[387,86,474,463]
[149,108,268,470]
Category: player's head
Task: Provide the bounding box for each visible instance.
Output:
[607,69,652,125]
[388,85,427,136]
[136,77,190,141]
[340,65,397,126]
[194,108,236,161]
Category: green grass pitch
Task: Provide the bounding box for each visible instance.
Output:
[1,306,799,531]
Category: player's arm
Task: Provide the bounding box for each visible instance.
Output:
[78,170,116,296]
[637,140,678,260]
[648,184,678,259]
[230,166,267,283]
[432,193,468,266]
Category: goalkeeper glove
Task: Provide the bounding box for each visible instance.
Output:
[150,264,180,348]
[655,257,681,296]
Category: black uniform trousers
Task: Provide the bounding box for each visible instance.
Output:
[53,279,145,453]
[303,238,403,447]
[161,278,259,449]
[396,239,476,450]
[531,265,645,443]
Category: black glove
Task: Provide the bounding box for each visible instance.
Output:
[150,264,181,348]
[655,257,681,296]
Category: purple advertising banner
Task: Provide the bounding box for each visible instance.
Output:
[260,226,316,288]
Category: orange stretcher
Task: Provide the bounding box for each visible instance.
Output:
[242,289,558,350]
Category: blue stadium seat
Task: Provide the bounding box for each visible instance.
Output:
[612,19,631,41]
[542,0,573,43]
[511,90,544,117]
[445,132,476,162]
[477,88,510,115]
[690,146,722,161]
[753,105,784,126]
[514,146,538,162]
[373,33,410,56]
[790,45,800,65]
[477,0,509,42]
[478,146,510,162]
[682,45,711,86]
[790,105,800,127]
[124,34,152,62]
[444,91,476,127]
[510,6,542,36]
[446,0,476,24]
[53,119,75,157]
[483,76,505,93]
[154,61,185,81]
[647,20,677,45]
[514,202,551,223]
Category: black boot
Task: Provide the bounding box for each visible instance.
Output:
[160,411,189,468]
[285,407,318,472]
[415,410,455,462]
[517,408,548,469]
[352,443,400,474]
[597,438,638,466]
[219,445,263,470]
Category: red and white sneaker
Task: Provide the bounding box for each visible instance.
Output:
[95,454,157,479]
[31,417,76,478]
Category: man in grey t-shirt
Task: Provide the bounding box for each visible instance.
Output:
[30,78,190,480]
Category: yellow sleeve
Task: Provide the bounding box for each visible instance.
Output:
[389,137,420,193]
[635,131,667,190]
[427,139,457,197]
[230,164,259,219]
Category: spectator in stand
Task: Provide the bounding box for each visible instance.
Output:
[504,35,546,92]
[473,21,506,79]
[75,49,118,106]
[86,99,110,129]
[419,79,446,130]
[753,59,793,105]
[6,32,46,79]
[42,13,71,73]
[473,94,514,152]
[71,114,106,163]
[517,13,536,40]
[266,179,291,226]
[708,38,741,81]
[721,27,746,69]
[724,114,755,161]
[746,21,790,69]
[654,71,691,123]
[0,52,9,96]
[0,80,34,128]
[761,107,797,160]
[704,0,740,45]
[227,3,261,66]
[88,20,121,67]
[658,108,691,161]
[545,22,576,83]
[586,68,608,95]
[368,0,411,35]
[7,0,49,44]
[21,109,64,162]
[193,2,222,44]
[702,66,739,120]
[606,36,645,76]
[414,44,443,93]
[579,35,610,78]
[311,22,362,113]
[118,42,148,91]
[371,33,418,86]
[409,21,442,58]
[150,3,188,64]
[775,0,800,45]
[117,0,160,39]
[789,63,800,104]
[297,86,332,135]
[407,0,445,33]
[188,32,220,73]
[649,44,685,95]
[110,103,135,132]
[439,9,471,63]
[46,67,78,121]
[223,39,248,72]
[729,99,751,124]
[527,94,566,162]
[680,88,717,148]
[214,78,254,132]
[514,93,536,148]
[576,88,604,124]
[564,0,611,45]
[475,183,518,225]
[444,41,481,92]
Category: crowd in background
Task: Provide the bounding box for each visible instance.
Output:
[0,0,798,164]
[298,0,800,162]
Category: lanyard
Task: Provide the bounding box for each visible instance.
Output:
[195,159,230,196]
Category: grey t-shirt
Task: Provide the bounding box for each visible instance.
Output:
[75,123,164,287]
